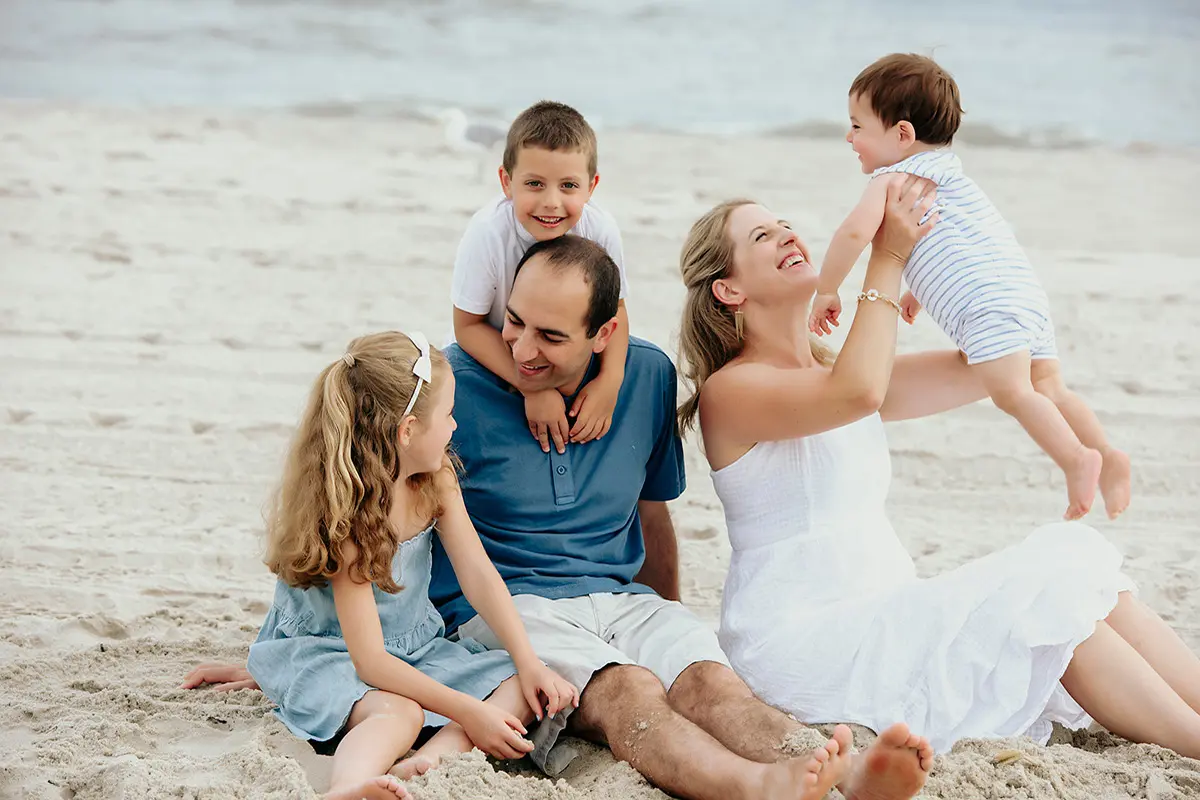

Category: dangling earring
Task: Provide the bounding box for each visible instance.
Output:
[734,304,745,340]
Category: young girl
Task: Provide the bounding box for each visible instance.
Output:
[246,330,579,800]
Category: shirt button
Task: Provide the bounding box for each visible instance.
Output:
[555,465,567,475]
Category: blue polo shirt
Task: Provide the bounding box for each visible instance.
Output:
[429,337,687,633]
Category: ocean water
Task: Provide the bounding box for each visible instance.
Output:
[1,0,1197,148]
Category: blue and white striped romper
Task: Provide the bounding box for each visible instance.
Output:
[872,150,1057,365]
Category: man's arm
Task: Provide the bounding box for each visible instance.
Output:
[634,500,680,601]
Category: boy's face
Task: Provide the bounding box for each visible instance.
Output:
[846,93,904,174]
[500,146,599,242]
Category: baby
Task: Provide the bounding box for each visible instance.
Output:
[810,53,1130,521]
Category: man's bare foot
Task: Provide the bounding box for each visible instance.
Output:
[389,754,437,781]
[1098,448,1131,519]
[761,724,854,800]
[840,723,933,800]
[1063,447,1103,520]
[326,775,411,800]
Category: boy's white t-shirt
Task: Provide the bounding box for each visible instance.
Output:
[451,194,628,332]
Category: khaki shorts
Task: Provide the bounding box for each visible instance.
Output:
[458,591,731,694]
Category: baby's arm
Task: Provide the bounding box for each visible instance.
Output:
[433,469,578,718]
[809,176,894,334]
[817,175,893,296]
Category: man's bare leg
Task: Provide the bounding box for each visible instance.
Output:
[572,664,852,800]
[667,662,932,799]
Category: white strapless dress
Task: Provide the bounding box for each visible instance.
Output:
[712,413,1133,753]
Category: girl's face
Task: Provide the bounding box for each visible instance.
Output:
[402,371,456,476]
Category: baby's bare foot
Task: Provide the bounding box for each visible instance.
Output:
[326,775,410,800]
[1064,447,1103,520]
[762,724,854,800]
[841,723,932,800]
[389,754,437,781]
[1098,448,1131,519]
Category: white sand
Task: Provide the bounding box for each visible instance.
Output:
[1,102,1199,799]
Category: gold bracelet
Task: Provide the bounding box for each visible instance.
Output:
[857,288,902,314]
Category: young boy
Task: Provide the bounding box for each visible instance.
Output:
[809,53,1130,522]
[450,101,630,456]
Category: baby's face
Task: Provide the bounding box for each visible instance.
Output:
[846,94,904,174]
[500,146,598,242]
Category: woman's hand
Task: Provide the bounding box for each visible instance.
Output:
[517,662,580,721]
[457,698,535,760]
[873,174,939,267]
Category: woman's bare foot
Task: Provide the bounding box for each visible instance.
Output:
[840,723,933,800]
[1098,448,1131,519]
[326,775,411,800]
[389,753,437,781]
[1063,447,1103,520]
[761,724,854,800]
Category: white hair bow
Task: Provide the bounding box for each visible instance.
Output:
[403,331,432,416]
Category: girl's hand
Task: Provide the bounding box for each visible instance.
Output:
[458,699,535,760]
[518,662,581,721]
[180,663,259,692]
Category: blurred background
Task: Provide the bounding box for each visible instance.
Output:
[2,0,1198,148]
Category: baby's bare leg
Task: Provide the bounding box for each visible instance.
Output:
[972,351,1101,520]
[1031,358,1130,518]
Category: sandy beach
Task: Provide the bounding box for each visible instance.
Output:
[2,101,1199,799]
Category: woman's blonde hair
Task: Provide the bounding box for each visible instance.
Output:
[677,199,836,432]
[263,331,453,593]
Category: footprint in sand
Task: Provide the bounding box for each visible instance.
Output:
[8,409,33,424]
[90,412,128,428]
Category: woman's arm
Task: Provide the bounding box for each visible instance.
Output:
[880,350,988,422]
[432,472,540,673]
[701,176,938,444]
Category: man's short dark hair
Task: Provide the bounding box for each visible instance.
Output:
[514,236,620,337]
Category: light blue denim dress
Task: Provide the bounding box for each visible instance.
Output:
[247,524,516,743]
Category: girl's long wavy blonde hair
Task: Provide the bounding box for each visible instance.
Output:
[677,199,836,433]
[263,331,452,593]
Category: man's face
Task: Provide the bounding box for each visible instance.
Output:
[501,254,614,395]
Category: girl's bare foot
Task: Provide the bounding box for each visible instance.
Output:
[389,753,438,781]
[840,723,933,800]
[326,775,411,800]
[1064,447,1103,520]
[762,724,854,800]
[1098,448,1131,519]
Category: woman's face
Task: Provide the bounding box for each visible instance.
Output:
[725,204,816,304]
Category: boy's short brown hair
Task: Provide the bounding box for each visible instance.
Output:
[850,53,964,145]
[502,100,598,178]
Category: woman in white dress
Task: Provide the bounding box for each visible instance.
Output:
[675,177,1200,758]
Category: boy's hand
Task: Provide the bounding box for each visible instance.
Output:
[809,293,842,336]
[568,372,620,443]
[525,389,569,454]
[900,291,921,324]
[517,662,580,722]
